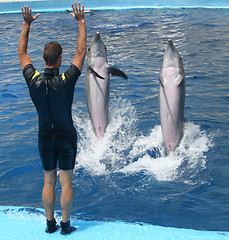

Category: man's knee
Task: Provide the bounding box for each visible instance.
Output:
[44,169,57,186]
[59,170,73,187]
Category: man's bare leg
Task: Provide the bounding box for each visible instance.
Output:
[59,169,74,222]
[42,169,57,221]
[59,169,76,235]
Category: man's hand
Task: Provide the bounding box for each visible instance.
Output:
[70,2,85,21]
[21,6,40,24]
[18,6,40,70]
[70,2,86,72]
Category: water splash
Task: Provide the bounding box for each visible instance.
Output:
[73,98,213,183]
[73,98,137,175]
[122,122,213,182]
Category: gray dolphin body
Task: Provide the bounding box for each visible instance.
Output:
[159,39,185,153]
[86,32,127,139]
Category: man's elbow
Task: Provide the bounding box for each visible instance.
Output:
[18,47,26,58]
[18,51,24,59]
[73,47,87,72]
[18,51,27,64]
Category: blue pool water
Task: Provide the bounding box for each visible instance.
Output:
[0,0,229,232]
[1,0,229,14]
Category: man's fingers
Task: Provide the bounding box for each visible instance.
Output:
[34,14,40,20]
[22,6,29,15]
[75,2,78,11]
[21,6,26,14]
[71,2,77,12]
[25,6,29,14]
[71,3,74,11]
[71,2,84,13]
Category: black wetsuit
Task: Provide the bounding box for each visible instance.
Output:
[23,64,81,170]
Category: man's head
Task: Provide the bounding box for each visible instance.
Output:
[43,42,62,67]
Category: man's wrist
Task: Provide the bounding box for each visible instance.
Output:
[77,18,85,24]
[23,21,31,27]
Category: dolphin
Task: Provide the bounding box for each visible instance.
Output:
[159,39,185,153]
[86,32,128,139]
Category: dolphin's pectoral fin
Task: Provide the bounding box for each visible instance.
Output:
[108,66,128,79]
[175,74,184,86]
[89,66,105,79]
[159,75,164,87]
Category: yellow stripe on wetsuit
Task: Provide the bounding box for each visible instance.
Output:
[62,73,66,81]
[32,70,66,81]
[32,70,40,80]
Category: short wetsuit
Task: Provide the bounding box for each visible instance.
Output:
[23,64,81,171]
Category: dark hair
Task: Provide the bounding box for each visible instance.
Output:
[43,42,62,66]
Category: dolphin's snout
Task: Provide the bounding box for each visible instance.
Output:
[166,39,176,53]
[93,32,101,43]
[167,39,174,47]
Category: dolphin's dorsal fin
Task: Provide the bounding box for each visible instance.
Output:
[108,66,128,79]
[89,66,105,79]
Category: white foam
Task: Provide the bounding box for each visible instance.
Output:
[73,98,213,183]
[121,122,213,182]
[73,98,137,175]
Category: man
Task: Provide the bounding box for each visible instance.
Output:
[18,2,86,235]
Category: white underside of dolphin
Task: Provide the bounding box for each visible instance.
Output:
[159,39,185,153]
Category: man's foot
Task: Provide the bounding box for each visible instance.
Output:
[60,221,76,235]
[45,218,60,233]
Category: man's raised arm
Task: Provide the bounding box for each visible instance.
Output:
[69,2,87,72]
[18,6,40,70]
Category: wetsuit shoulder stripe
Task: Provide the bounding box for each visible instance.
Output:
[62,73,66,81]
[32,70,40,80]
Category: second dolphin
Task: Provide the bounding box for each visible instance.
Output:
[159,39,185,153]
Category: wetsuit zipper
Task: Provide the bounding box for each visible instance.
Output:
[45,77,54,130]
